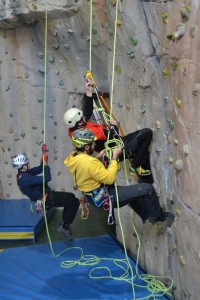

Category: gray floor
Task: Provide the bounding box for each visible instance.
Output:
[0,206,116,249]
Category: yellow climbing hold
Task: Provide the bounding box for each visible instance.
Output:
[175,208,181,216]
[175,97,182,107]
[162,67,168,78]
[162,12,168,24]
[115,66,122,75]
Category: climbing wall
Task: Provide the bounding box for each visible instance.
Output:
[0,0,200,299]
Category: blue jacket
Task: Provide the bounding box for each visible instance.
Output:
[17,164,51,202]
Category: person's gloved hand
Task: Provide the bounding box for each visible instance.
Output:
[43,152,48,164]
[42,144,48,152]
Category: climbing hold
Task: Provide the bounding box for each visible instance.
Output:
[32,125,38,129]
[115,66,122,75]
[155,120,161,129]
[167,24,185,42]
[117,20,123,26]
[173,139,178,145]
[68,29,74,34]
[127,48,135,58]
[179,255,187,267]
[37,51,44,58]
[176,208,181,216]
[168,157,173,163]
[164,96,169,104]
[167,136,172,144]
[24,72,29,78]
[5,86,10,92]
[171,60,178,71]
[9,113,13,118]
[92,28,97,34]
[168,120,174,130]
[175,97,182,107]
[141,104,147,114]
[172,244,177,251]
[37,66,45,74]
[9,128,13,133]
[49,113,53,118]
[32,3,37,10]
[162,67,168,78]
[192,83,200,96]
[162,12,168,24]
[155,147,162,155]
[52,44,60,50]
[111,0,116,6]
[53,29,58,37]
[183,144,189,155]
[38,98,43,103]
[129,36,138,46]
[57,172,61,176]
[180,6,191,22]
[49,56,55,63]
[58,80,64,86]
[117,102,123,108]
[21,133,25,138]
[174,159,183,171]
[190,25,197,38]
[54,122,57,126]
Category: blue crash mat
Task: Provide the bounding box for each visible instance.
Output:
[0,199,55,241]
[0,235,173,300]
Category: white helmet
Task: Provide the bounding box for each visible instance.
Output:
[63,108,83,128]
[12,154,29,169]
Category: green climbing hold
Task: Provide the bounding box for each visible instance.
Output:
[140,104,147,114]
[168,120,174,130]
[129,36,138,46]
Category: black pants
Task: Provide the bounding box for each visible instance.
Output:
[46,191,79,225]
[108,183,162,222]
[121,128,153,183]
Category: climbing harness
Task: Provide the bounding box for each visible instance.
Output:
[84,186,115,225]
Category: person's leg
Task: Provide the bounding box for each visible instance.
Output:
[123,129,154,182]
[108,183,174,225]
[127,128,153,168]
[49,191,79,238]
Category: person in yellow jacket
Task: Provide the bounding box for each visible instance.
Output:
[64,128,175,226]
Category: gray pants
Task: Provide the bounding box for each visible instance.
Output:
[108,183,162,222]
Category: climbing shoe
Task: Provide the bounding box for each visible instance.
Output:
[57,225,73,240]
[129,166,151,176]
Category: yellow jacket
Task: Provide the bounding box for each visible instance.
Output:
[64,151,118,192]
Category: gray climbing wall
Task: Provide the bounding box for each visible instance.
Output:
[0,0,200,299]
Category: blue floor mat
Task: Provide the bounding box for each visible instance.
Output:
[0,235,173,300]
[0,199,55,241]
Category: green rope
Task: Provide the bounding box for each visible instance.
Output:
[89,0,93,70]
[109,0,119,119]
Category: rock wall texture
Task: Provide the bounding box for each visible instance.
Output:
[0,0,200,299]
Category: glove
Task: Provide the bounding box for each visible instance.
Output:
[42,144,48,152]
[43,152,48,164]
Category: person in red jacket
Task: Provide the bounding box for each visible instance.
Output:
[63,79,154,183]
[12,146,79,240]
